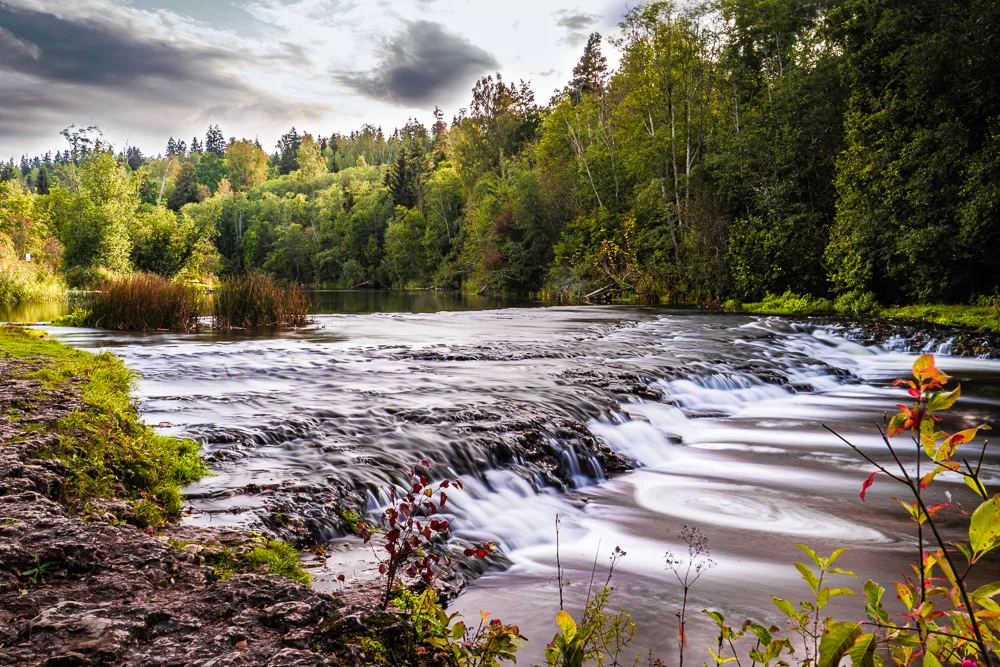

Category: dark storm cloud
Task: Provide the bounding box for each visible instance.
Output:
[0,3,238,87]
[334,20,498,107]
[0,1,328,152]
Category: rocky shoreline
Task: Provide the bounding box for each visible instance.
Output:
[0,339,416,667]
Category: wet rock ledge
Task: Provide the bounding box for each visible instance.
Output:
[0,329,413,667]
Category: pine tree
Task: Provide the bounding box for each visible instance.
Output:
[190,137,203,154]
[167,162,199,210]
[384,142,427,209]
[19,155,30,177]
[569,33,608,102]
[205,125,226,157]
[126,146,144,170]
[0,159,17,182]
[166,137,179,158]
[276,127,302,174]
[36,167,50,195]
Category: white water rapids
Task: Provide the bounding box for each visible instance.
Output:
[41,306,1000,665]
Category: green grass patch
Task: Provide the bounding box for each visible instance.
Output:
[879,304,1000,332]
[723,292,1000,333]
[0,326,207,526]
[730,291,837,316]
[171,537,311,586]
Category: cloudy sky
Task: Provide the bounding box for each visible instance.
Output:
[0,0,629,160]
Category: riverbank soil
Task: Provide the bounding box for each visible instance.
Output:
[0,327,405,667]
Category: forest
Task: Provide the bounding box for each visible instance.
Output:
[1,0,998,310]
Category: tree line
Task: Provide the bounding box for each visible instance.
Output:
[2,0,997,306]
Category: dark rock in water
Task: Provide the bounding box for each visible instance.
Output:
[824,317,1000,358]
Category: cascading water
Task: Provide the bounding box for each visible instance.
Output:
[41,305,1000,665]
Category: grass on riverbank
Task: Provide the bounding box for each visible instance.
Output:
[1,325,207,526]
[726,290,1000,332]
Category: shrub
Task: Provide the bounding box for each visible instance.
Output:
[834,290,880,316]
[212,273,309,329]
[71,273,205,331]
[0,246,63,305]
[756,291,836,315]
[64,265,120,290]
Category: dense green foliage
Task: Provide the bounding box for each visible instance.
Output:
[1,326,207,526]
[3,0,998,307]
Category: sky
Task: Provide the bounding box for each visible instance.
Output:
[0,0,631,161]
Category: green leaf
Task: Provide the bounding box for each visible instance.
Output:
[863,580,889,624]
[747,623,772,645]
[703,609,726,628]
[849,632,877,667]
[895,582,913,611]
[971,581,1000,601]
[827,547,848,567]
[828,567,856,577]
[795,562,820,592]
[828,587,856,598]
[927,386,960,412]
[817,588,830,609]
[772,596,796,617]
[555,610,576,642]
[923,652,942,667]
[796,544,823,568]
[970,494,1000,559]
[953,542,974,564]
[965,474,989,499]
[818,622,862,667]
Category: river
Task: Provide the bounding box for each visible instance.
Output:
[14,292,1000,665]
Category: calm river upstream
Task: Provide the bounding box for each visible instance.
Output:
[21,292,1000,665]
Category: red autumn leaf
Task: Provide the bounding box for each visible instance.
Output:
[440,492,448,508]
[908,387,920,398]
[925,503,952,516]
[476,549,487,558]
[440,480,450,488]
[464,548,476,557]
[860,470,878,500]
[379,563,387,574]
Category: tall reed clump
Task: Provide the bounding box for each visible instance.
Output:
[71,273,204,331]
[212,274,309,329]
